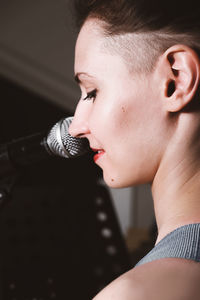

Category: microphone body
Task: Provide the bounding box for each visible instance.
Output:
[0,117,89,179]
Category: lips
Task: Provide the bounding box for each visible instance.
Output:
[91,148,105,163]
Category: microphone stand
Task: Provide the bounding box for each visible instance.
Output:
[0,132,49,210]
[0,174,19,210]
[0,143,18,209]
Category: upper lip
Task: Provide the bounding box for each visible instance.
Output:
[91,148,104,153]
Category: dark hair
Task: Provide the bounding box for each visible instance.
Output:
[73,0,200,73]
[74,0,200,34]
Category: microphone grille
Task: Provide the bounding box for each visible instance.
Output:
[46,116,89,158]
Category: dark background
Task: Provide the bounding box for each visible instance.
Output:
[0,75,131,300]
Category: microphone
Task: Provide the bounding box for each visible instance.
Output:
[0,116,90,179]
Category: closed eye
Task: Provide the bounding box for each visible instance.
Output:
[83,89,97,102]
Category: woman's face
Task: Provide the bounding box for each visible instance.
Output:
[69,19,166,188]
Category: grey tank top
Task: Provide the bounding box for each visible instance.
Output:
[136,223,200,267]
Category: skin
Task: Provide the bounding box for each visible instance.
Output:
[71,19,171,188]
[69,19,200,299]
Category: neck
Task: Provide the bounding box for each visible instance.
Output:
[152,174,200,244]
[152,112,200,244]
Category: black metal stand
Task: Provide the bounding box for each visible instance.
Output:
[0,175,19,210]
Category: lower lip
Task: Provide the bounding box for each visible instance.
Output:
[93,151,105,163]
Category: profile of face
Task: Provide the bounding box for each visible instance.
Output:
[69,19,168,188]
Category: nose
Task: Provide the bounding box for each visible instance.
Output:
[68,100,91,138]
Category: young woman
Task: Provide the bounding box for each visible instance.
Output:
[69,0,200,299]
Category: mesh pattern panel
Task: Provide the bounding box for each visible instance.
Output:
[46,117,89,158]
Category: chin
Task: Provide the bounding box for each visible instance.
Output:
[103,173,133,189]
[103,170,149,188]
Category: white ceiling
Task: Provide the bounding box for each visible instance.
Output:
[0,0,80,111]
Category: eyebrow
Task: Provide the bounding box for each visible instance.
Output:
[74,72,94,84]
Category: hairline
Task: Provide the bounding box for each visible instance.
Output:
[83,17,159,74]
[85,17,200,75]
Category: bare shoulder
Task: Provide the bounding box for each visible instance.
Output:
[93,259,200,300]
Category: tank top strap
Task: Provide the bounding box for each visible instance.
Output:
[135,223,200,267]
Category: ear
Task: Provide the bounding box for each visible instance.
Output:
[160,45,200,112]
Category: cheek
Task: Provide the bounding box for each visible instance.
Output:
[110,96,144,141]
[89,79,149,146]
[91,101,133,141]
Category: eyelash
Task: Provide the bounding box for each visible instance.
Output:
[83,89,97,102]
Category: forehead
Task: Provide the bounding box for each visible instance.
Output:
[78,18,105,38]
[75,19,105,68]
[75,19,133,80]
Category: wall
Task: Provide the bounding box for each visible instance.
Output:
[109,185,155,235]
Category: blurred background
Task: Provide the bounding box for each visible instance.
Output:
[0,0,156,299]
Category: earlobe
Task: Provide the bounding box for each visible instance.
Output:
[163,45,200,112]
